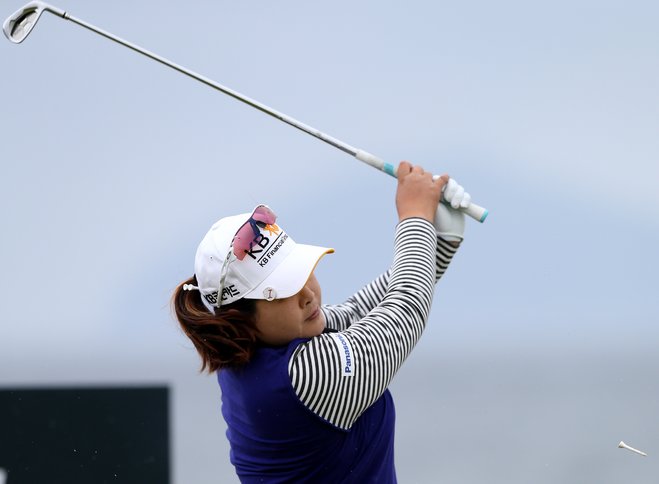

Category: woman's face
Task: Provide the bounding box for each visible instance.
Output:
[253,272,325,346]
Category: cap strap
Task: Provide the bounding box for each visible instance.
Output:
[216,251,234,309]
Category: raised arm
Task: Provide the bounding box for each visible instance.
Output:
[289,163,455,429]
[321,234,460,332]
[291,218,437,429]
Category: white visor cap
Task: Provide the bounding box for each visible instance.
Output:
[194,205,333,311]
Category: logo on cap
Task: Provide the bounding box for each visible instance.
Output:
[242,228,289,269]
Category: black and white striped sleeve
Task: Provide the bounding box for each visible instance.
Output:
[288,218,459,430]
[319,271,391,331]
[321,233,459,332]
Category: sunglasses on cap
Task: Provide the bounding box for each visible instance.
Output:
[216,205,278,307]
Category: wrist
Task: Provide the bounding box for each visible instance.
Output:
[433,203,466,242]
[398,210,435,223]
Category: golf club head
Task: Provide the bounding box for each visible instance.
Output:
[3,1,64,44]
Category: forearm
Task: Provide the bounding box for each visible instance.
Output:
[321,271,390,331]
[322,231,460,333]
[435,236,460,280]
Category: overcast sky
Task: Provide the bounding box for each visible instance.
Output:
[2,1,658,482]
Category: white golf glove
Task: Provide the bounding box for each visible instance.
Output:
[434,178,469,242]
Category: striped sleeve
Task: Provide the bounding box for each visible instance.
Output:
[288,218,459,430]
[321,234,459,332]
[319,272,391,331]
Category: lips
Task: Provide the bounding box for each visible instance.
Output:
[305,307,320,321]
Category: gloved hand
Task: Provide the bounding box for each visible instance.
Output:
[433,177,468,242]
[443,178,472,210]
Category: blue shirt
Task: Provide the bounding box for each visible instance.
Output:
[219,338,397,483]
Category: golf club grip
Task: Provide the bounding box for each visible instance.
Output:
[354,150,489,223]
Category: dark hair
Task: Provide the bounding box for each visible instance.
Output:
[172,275,259,373]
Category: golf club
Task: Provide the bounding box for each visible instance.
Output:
[4,1,488,222]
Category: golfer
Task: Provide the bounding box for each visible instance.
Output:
[173,161,469,482]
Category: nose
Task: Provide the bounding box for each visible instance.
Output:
[298,281,315,307]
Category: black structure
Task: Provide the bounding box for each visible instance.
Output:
[0,386,170,484]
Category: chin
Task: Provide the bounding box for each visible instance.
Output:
[307,321,325,338]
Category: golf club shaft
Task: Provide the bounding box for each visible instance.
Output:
[12,3,488,222]
[68,15,360,158]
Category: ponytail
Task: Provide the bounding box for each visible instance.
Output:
[172,276,259,372]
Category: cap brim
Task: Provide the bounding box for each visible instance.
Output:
[243,243,334,301]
